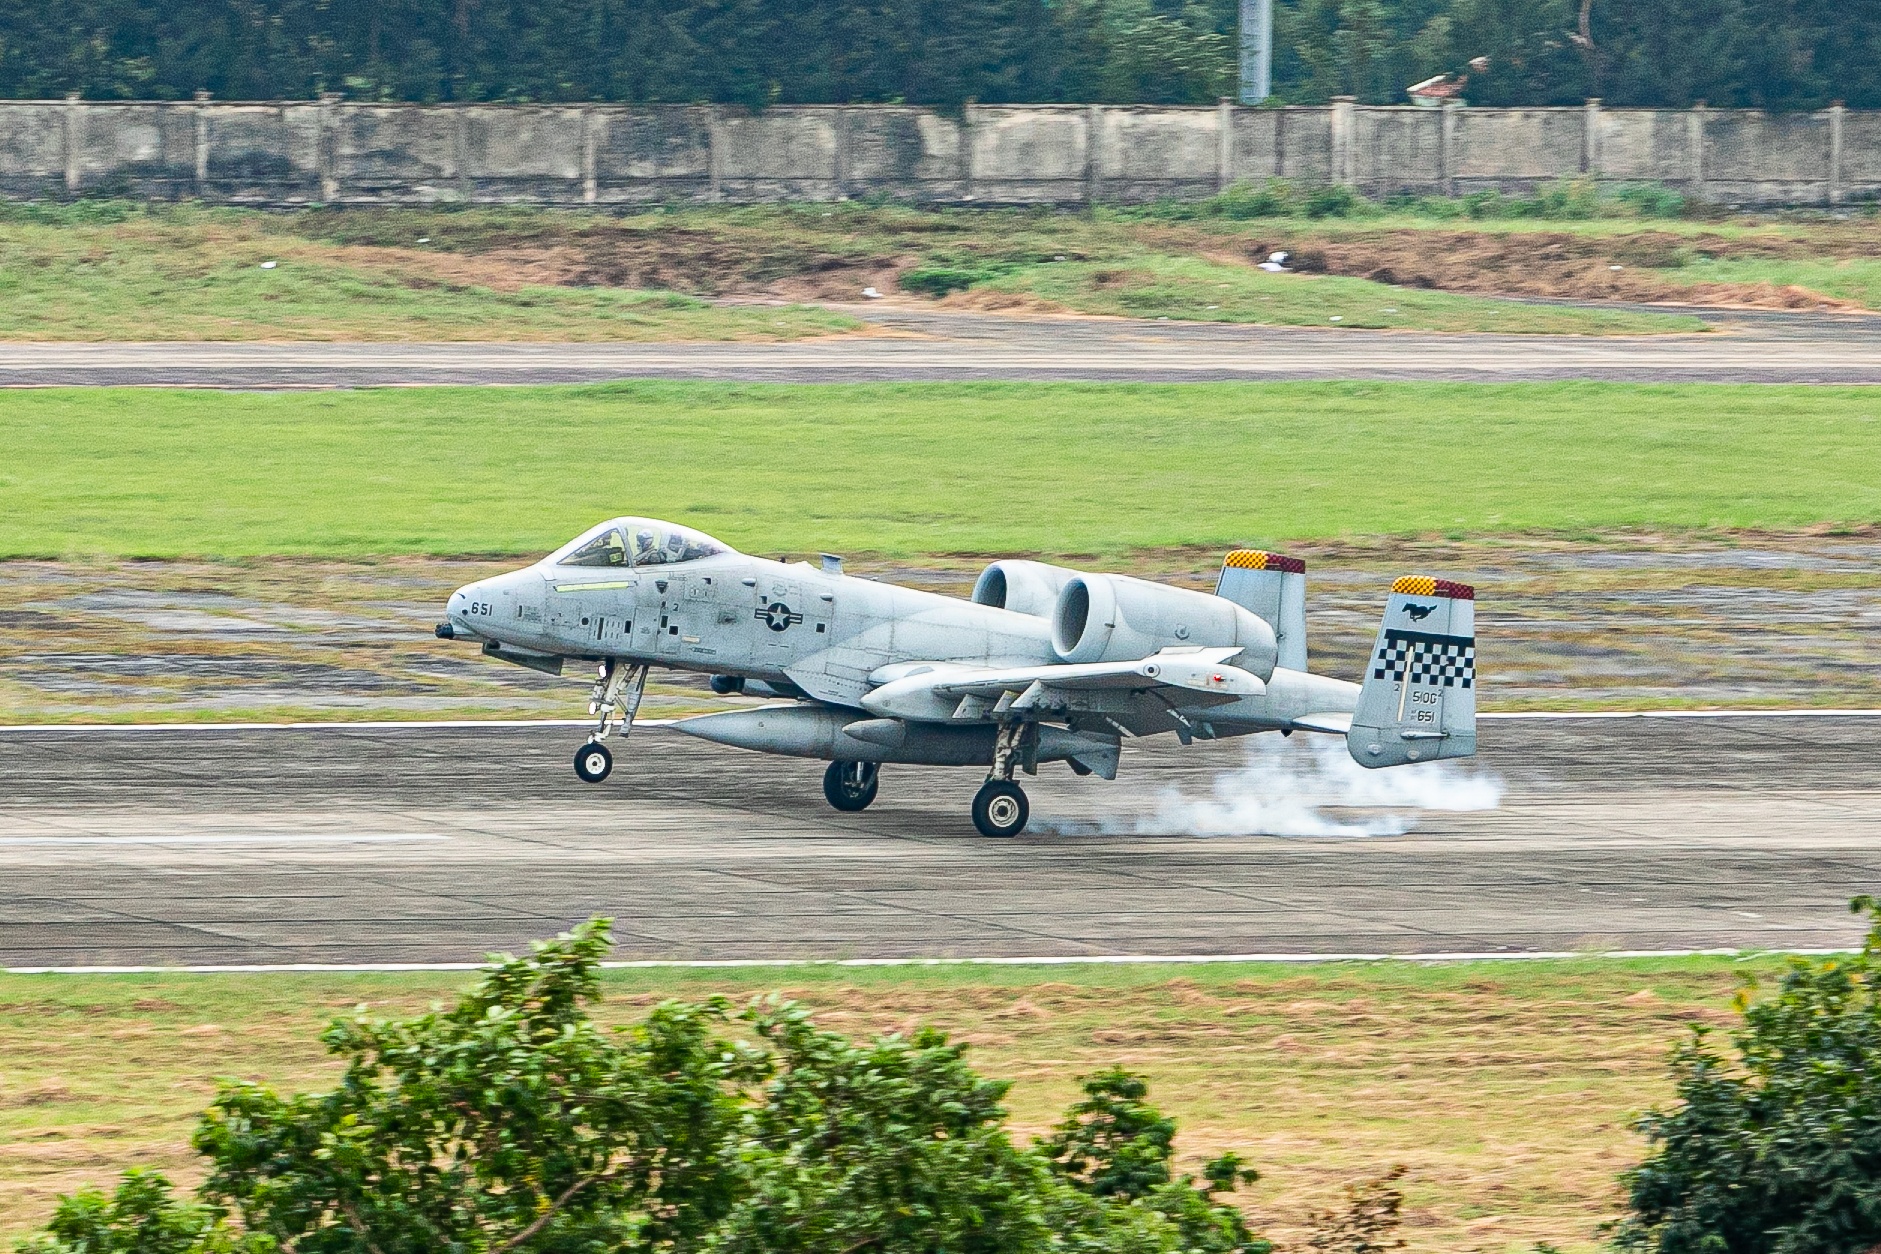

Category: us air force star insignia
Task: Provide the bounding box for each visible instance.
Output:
[756,601,803,632]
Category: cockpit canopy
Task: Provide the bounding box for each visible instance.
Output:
[551,518,732,569]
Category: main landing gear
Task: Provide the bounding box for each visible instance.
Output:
[823,760,880,812]
[972,779,1029,838]
[972,720,1034,838]
[821,718,1035,837]
[573,660,648,784]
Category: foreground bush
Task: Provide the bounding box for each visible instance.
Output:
[18,919,1268,1254]
[1616,898,1881,1254]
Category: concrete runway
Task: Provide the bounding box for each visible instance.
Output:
[1,715,1876,967]
[4,307,1880,386]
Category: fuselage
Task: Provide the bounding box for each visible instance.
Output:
[448,548,1060,708]
[445,519,1360,732]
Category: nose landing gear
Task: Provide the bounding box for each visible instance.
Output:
[575,741,613,783]
[575,660,648,784]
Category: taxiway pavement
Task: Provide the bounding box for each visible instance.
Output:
[3,307,1879,386]
[1,716,1876,967]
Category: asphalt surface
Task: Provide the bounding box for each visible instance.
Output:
[4,307,1880,386]
[2,716,1877,967]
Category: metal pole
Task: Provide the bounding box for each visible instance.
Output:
[1239,0,1272,104]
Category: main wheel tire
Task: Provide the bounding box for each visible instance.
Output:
[971,780,1029,838]
[574,740,613,784]
[823,760,879,812]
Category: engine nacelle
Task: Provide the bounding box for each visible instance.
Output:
[972,560,1084,618]
[1052,574,1278,676]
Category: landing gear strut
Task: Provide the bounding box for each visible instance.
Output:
[574,660,648,785]
[973,720,1033,837]
[823,760,880,812]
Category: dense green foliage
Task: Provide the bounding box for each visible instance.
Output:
[1617,899,1881,1254]
[17,920,1268,1254]
[3,0,1873,109]
[1271,0,1880,109]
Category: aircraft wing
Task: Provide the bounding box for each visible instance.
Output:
[861,646,1265,725]
[927,647,1262,699]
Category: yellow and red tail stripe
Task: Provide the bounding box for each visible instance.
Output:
[1223,549,1306,574]
[1390,575,1474,600]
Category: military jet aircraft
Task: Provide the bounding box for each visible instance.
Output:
[436,517,1476,837]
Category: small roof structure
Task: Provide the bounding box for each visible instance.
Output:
[1407,74,1467,106]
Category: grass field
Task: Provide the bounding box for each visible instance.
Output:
[0,955,1779,1251]
[7,197,1877,340]
[4,382,1878,559]
[268,199,1877,320]
[0,202,1755,339]
[0,208,856,341]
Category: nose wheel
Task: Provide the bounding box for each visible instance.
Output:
[823,760,880,812]
[572,660,647,784]
[972,780,1029,838]
[574,741,613,783]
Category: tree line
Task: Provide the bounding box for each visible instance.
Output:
[0,0,1874,110]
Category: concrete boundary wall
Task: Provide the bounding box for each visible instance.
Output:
[3,97,1875,207]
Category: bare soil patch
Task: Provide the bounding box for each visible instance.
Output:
[360,218,1876,313]
[98,206,1834,321]
[1233,228,1874,310]
[284,212,904,298]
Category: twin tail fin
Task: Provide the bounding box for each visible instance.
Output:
[1347,576,1477,768]
[1216,549,1307,672]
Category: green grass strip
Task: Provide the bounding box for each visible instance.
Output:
[6,382,1878,559]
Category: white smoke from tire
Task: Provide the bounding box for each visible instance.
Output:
[1045,735,1504,837]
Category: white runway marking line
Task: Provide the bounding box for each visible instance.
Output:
[1478,709,1881,721]
[2,948,1853,975]
[0,711,1876,734]
[0,718,618,733]
[0,833,449,847]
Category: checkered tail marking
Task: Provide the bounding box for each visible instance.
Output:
[1372,628,1475,689]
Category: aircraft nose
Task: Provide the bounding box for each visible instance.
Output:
[437,583,479,639]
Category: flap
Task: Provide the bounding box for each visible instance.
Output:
[928,647,1261,699]
[859,647,1264,724]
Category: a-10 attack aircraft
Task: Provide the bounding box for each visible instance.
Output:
[436,517,1476,838]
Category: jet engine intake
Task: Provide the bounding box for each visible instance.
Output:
[972,560,1084,618]
[1052,574,1278,676]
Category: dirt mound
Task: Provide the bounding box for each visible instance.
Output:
[300,212,1875,313]
[314,222,899,299]
[1236,229,1870,311]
